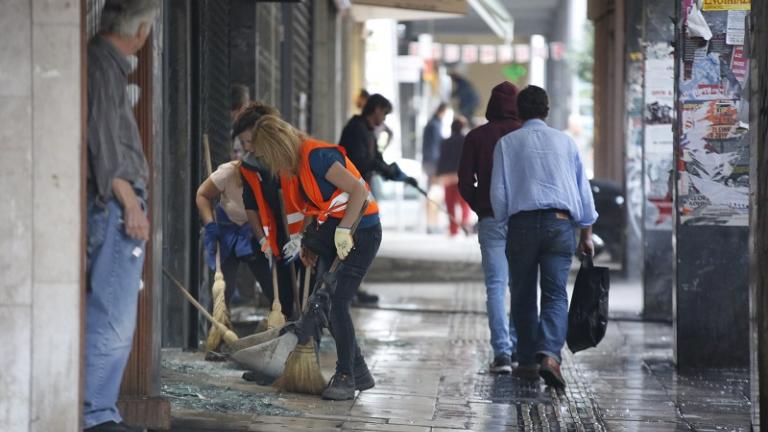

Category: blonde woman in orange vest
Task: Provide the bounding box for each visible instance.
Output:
[197,102,300,326]
[248,114,382,401]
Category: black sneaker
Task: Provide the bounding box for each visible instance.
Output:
[353,289,379,305]
[84,421,141,432]
[353,361,375,391]
[321,373,356,400]
[490,354,513,374]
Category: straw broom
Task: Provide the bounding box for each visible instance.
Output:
[273,202,368,395]
[163,268,239,345]
[202,134,233,351]
[267,263,286,329]
[273,262,325,395]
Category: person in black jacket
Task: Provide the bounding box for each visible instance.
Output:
[338,94,414,305]
[339,94,406,184]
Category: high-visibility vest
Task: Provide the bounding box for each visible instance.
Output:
[296,138,379,222]
[240,165,304,256]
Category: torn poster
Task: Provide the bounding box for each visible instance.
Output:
[726,10,747,45]
[730,45,748,85]
[644,50,675,230]
[678,99,749,225]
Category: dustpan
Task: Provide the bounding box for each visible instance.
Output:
[230,331,299,380]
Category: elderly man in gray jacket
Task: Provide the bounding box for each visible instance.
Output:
[84,1,157,431]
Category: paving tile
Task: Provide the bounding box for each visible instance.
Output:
[351,393,436,420]
[166,282,753,430]
[341,422,429,432]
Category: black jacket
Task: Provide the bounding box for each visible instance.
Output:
[339,115,394,181]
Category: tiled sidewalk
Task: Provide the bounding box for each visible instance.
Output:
[165,282,751,431]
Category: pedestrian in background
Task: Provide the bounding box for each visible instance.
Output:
[338,94,401,305]
[422,102,448,181]
[436,117,470,236]
[449,72,480,127]
[84,1,157,430]
[490,85,597,389]
[422,103,448,233]
[458,82,522,374]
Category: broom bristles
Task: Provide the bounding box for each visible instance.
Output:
[267,300,286,329]
[273,339,326,395]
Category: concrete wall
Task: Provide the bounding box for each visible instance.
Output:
[0,1,82,431]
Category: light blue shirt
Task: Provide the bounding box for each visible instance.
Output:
[490,119,598,228]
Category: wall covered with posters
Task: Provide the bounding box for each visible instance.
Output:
[677,0,751,226]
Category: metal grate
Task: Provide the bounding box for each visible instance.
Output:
[289,0,312,132]
[199,0,231,169]
[256,3,282,107]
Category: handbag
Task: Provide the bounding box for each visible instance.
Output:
[566,254,610,353]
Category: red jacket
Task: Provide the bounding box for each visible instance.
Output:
[458,82,522,219]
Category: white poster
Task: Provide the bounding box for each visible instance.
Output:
[726,10,747,45]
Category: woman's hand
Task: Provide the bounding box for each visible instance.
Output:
[334,227,354,260]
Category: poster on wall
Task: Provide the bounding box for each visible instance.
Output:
[677,0,750,226]
[644,53,675,230]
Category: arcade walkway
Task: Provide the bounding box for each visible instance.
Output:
[163,277,751,431]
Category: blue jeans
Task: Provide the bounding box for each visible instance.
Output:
[506,211,575,365]
[83,196,146,428]
[477,217,516,358]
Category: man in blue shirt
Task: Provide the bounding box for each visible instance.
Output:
[490,85,597,389]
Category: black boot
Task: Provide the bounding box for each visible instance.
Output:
[353,359,375,391]
[321,373,356,401]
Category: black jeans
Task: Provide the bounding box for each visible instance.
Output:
[220,250,301,319]
[312,220,382,375]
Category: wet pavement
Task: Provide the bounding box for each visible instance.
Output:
[164,280,751,431]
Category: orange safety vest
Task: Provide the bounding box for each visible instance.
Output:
[296,138,379,222]
[240,165,305,256]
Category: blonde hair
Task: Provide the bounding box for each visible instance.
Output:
[250,115,303,177]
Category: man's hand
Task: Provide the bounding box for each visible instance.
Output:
[124,203,149,241]
[112,178,149,241]
[300,246,318,268]
[578,227,594,257]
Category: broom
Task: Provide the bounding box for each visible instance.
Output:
[202,134,233,351]
[266,262,286,329]
[163,268,238,345]
[272,201,368,395]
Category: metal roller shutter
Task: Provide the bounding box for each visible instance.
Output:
[283,0,313,132]
[198,0,231,169]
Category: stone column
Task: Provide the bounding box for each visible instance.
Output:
[673,0,751,369]
[0,1,82,431]
[749,0,767,427]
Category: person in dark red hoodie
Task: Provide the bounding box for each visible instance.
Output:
[458,82,522,373]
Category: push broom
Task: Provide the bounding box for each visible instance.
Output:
[202,134,233,351]
[272,201,369,395]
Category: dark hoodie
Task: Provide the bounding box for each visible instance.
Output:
[458,82,521,219]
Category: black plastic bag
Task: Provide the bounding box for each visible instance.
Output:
[567,255,610,353]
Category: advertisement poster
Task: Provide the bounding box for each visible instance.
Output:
[677,3,750,226]
[644,53,675,230]
[702,0,750,11]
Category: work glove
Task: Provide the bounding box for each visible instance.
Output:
[258,236,274,268]
[334,227,354,260]
[203,223,220,270]
[282,234,303,264]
